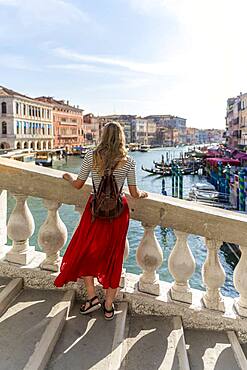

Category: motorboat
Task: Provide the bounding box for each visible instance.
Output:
[188,182,219,201]
[128,143,140,152]
[35,149,66,167]
[139,144,151,152]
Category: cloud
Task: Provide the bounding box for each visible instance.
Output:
[0,54,41,71]
[0,0,90,27]
[52,47,175,76]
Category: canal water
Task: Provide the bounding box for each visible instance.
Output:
[7,147,238,297]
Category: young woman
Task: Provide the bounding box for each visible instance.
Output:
[54,122,148,320]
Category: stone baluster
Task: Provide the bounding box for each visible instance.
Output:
[168,230,195,303]
[6,193,35,265]
[38,199,67,272]
[0,189,7,255]
[120,239,129,288]
[74,204,84,231]
[233,245,247,317]
[202,238,225,311]
[136,223,163,295]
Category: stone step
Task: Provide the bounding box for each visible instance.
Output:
[0,277,23,316]
[0,275,11,294]
[184,328,241,370]
[24,290,75,370]
[239,341,247,370]
[0,287,65,370]
[47,301,127,370]
[227,331,247,370]
[121,315,180,370]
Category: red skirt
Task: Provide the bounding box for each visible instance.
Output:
[54,195,130,289]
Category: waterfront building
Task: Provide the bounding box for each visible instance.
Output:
[97,115,137,144]
[239,93,247,149]
[83,113,101,145]
[145,114,187,129]
[0,86,53,150]
[225,95,241,149]
[131,117,156,144]
[36,97,84,151]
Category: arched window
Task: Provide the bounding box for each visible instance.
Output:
[16,142,21,149]
[23,142,28,149]
[2,122,7,135]
[1,102,7,114]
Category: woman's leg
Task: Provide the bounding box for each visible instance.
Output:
[82,276,99,309]
[105,287,118,318]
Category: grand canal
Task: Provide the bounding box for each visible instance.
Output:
[7,147,238,297]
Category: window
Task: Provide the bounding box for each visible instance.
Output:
[2,122,7,134]
[38,108,41,118]
[16,102,19,114]
[23,104,26,116]
[32,106,35,116]
[47,109,50,119]
[29,106,32,116]
[72,119,77,123]
[1,102,7,114]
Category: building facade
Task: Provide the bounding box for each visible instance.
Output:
[145,115,186,129]
[36,97,84,150]
[83,114,101,145]
[131,117,156,144]
[225,96,241,149]
[0,86,53,150]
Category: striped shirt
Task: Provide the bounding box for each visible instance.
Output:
[77,150,137,191]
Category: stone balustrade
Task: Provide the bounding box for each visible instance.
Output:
[1,157,247,319]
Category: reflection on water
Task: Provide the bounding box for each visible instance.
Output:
[7,147,238,297]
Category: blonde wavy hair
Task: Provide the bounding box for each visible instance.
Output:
[93,121,128,175]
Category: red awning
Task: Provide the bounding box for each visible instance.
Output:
[205,157,240,165]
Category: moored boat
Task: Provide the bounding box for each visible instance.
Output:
[188,182,219,201]
[128,143,140,152]
[139,144,151,152]
[35,149,66,167]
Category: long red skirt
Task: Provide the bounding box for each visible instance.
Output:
[54,195,130,289]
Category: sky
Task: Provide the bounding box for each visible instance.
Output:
[0,0,246,129]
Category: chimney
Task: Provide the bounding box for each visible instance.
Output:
[67,100,69,105]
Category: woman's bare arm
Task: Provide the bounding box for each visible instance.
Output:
[128,185,148,199]
[63,173,85,189]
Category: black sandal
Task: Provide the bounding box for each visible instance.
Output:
[80,296,101,315]
[102,300,115,321]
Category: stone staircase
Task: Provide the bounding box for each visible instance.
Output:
[0,277,247,370]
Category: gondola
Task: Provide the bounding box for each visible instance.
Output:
[142,165,198,177]
[141,165,171,176]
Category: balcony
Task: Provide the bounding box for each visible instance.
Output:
[1,158,247,368]
[57,134,78,138]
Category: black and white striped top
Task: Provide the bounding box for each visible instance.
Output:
[77,150,137,191]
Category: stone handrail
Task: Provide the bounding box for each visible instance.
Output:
[1,157,247,245]
[1,157,247,317]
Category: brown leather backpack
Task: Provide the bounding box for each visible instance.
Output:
[90,163,124,221]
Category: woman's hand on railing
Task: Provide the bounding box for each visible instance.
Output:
[63,173,73,183]
[62,173,85,190]
[139,190,148,199]
[128,185,148,199]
